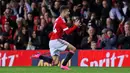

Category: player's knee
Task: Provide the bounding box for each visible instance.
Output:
[53,61,59,66]
[69,45,76,51]
[73,47,76,52]
[70,47,76,53]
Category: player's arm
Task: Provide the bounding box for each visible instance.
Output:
[61,20,80,35]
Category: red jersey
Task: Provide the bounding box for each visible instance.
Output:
[49,16,77,40]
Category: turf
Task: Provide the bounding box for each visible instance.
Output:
[0,66,130,73]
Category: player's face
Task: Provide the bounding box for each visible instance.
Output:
[64,9,70,17]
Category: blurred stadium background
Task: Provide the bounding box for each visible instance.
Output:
[0,0,130,73]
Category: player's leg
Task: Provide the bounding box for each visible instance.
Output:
[31,52,60,66]
[52,55,59,66]
[57,39,76,70]
[31,53,53,64]
[61,43,76,70]
[32,40,61,65]
[39,55,53,64]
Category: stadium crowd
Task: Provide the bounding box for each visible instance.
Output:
[0,0,130,50]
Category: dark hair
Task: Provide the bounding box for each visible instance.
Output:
[106,28,113,33]
[27,12,32,15]
[59,5,69,13]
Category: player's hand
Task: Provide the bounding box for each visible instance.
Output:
[74,20,81,27]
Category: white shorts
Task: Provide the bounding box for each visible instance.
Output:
[49,39,69,56]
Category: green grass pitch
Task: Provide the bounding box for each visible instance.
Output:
[0,66,130,73]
